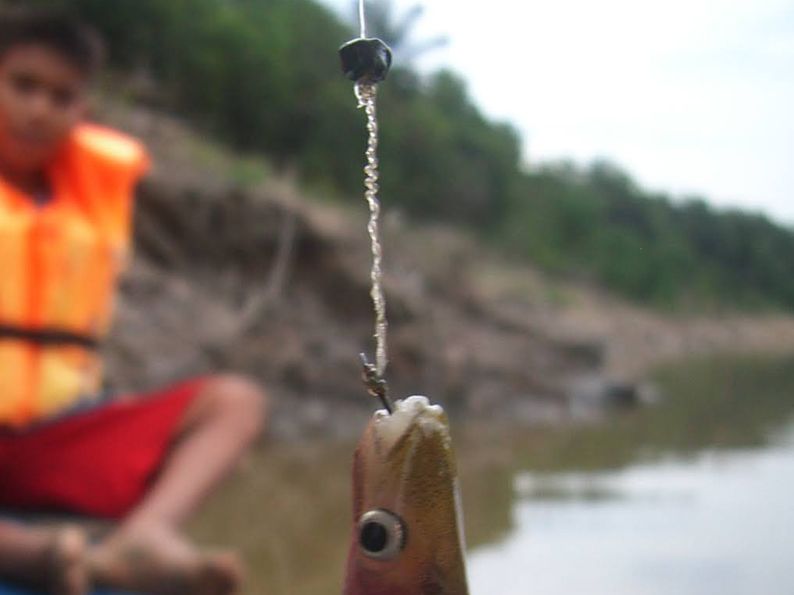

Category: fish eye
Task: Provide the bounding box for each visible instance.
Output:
[357,509,406,560]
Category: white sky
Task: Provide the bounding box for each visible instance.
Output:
[325,0,794,225]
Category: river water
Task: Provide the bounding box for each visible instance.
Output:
[468,431,794,595]
[465,354,794,595]
[191,353,794,595]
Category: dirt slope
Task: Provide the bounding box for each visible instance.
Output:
[97,101,794,438]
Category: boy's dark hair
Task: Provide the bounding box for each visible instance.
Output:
[0,7,104,77]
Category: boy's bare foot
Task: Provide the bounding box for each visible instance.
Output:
[88,525,243,595]
[0,525,88,595]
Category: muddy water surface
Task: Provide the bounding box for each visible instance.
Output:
[191,354,794,595]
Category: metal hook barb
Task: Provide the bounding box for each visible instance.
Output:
[360,353,393,414]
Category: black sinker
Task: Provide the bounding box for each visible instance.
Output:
[360,521,389,553]
[339,37,392,83]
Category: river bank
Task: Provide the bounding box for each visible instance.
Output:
[98,100,794,439]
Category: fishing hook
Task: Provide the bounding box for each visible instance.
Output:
[360,353,393,414]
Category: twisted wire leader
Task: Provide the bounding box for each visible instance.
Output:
[355,81,388,379]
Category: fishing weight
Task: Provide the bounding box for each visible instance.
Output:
[339,37,392,83]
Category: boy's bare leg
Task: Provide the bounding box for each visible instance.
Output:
[89,374,267,595]
[0,520,87,595]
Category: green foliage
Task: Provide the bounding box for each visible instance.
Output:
[25,0,794,311]
[33,0,354,163]
[378,70,520,227]
[502,161,794,309]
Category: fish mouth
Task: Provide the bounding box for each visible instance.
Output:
[372,395,446,452]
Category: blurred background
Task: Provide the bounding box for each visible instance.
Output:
[12,0,794,593]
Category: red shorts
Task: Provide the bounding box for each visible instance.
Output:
[0,378,208,519]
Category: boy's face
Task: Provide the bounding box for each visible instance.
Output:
[0,43,88,175]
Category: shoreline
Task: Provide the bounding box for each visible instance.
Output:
[100,100,794,441]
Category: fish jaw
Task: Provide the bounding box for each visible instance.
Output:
[344,396,470,595]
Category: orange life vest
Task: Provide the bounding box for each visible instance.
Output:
[0,123,149,426]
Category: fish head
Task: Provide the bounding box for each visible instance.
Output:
[343,395,469,595]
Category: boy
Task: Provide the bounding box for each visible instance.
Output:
[0,9,267,595]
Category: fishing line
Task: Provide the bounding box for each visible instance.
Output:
[358,0,367,38]
[339,2,393,410]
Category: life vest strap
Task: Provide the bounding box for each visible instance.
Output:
[0,324,99,349]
